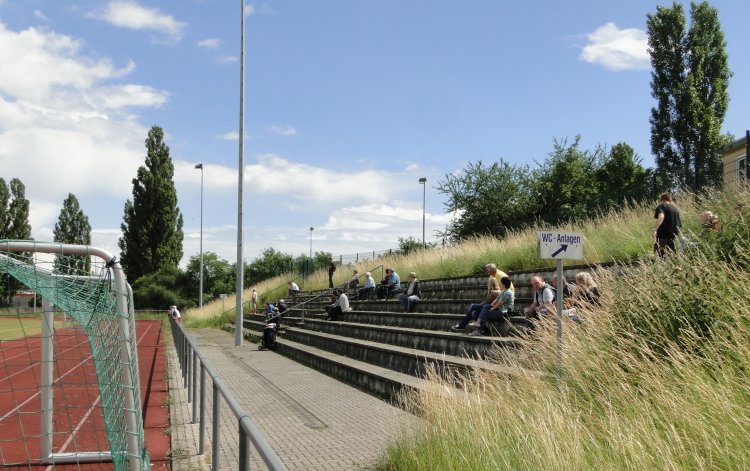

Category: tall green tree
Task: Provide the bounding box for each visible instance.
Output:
[0,178,32,307]
[534,137,601,225]
[119,126,184,283]
[0,178,32,240]
[185,252,234,304]
[53,193,92,275]
[596,143,653,210]
[648,1,730,192]
[437,160,533,241]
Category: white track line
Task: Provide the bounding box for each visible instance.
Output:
[43,322,155,470]
[0,335,91,383]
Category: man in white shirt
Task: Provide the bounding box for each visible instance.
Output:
[168,305,181,322]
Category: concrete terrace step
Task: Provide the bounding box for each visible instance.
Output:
[292,318,519,358]
[349,299,534,315]
[242,320,518,381]
[232,326,444,402]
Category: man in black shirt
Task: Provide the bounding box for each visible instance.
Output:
[653,193,682,257]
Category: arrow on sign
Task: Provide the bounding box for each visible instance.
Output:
[551,244,568,257]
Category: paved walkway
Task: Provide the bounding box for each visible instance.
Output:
[167,328,421,470]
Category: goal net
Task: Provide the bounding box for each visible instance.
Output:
[0,240,149,471]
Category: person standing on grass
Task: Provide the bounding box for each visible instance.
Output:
[653,192,682,257]
[328,258,336,289]
[251,288,258,313]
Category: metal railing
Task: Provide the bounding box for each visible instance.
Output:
[288,264,385,324]
[169,318,288,471]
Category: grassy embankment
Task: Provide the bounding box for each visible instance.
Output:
[376,187,750,470]
[185,192,703,328]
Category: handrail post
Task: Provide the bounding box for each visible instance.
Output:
[192,341,198,423]
[199,364,206,454]
[187,343,192,401]
[212,381,220,471]
[239,422,250,470]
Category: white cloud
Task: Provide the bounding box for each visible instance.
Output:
[196,38,220,49]
[265,125,297,136]
[95,1,186,42]
[0,21,168,255]
[217,55,238,64]
[34,10,49,21]
[579,22,649,71]
[217,131,240,140]
[246,154,415,204]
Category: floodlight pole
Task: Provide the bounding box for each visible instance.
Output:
[419,178,427,248]
[235,0,246,347]
[195,163,204,309]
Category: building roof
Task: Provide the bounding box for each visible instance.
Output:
[723,133,748,154]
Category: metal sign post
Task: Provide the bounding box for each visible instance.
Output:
[538,231,584,387]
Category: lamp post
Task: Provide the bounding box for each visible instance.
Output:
[418,177,427,248]
[309,227,314,275]
[194,163,204,309]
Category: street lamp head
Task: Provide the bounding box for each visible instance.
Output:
[418,177,427,184]
[310,227,314,231]
[195,163,203,169]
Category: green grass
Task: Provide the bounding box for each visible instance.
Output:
[0,318,75,340]
[375,187,750,470]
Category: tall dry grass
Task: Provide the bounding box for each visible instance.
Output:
[377,187,750,470]
[185,193,714,327]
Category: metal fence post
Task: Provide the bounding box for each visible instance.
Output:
[199,364,206,454]
[239,423,249,470]
[192,344,198,423]
[187,344,192,401]
[183,336,188,388]
[212,381,220,471]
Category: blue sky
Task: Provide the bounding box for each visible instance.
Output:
[1,1,748,266]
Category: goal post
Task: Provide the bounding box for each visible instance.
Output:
[0,240,149,471]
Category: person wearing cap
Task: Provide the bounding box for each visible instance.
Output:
[277,299,288,314]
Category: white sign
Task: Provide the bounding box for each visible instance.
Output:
[219,294,228,299]
[537,231,583,260]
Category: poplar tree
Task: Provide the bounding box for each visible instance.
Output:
[0,178,31,239]
[53,193,92,275]
[648,1,730,192]
[119,126,184,283]
[0,177,31,307]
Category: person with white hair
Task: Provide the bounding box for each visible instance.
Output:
[168,305,181,322]
[358,271,377,298]
[398,272,422,312]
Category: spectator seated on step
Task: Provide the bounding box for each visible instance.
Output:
[524,276,556,319]
[358,271,377,299]
[376,268,402,300]
[348,269,360,290]
[469,276,514,336]
[550,275,576,299]
[562,272,601,323]
[277,299,288,314]
[398,272,422,312]
[265,306,283,327]
[325,289,351,321]
[288,281,300,296]
[451,263,504,331]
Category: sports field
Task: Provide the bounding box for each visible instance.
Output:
[0,319,170,469]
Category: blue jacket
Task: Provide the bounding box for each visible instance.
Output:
[389,271,401,287]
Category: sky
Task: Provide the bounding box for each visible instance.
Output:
[1,0,749,267]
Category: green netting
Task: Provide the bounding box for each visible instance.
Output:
[0,240,149,471]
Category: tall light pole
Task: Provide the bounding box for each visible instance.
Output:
[419,178,427,249]
[194,163,204,309]
[309,227,314,274]
[235,0,246,347]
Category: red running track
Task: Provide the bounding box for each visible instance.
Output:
[0,320,169,470]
